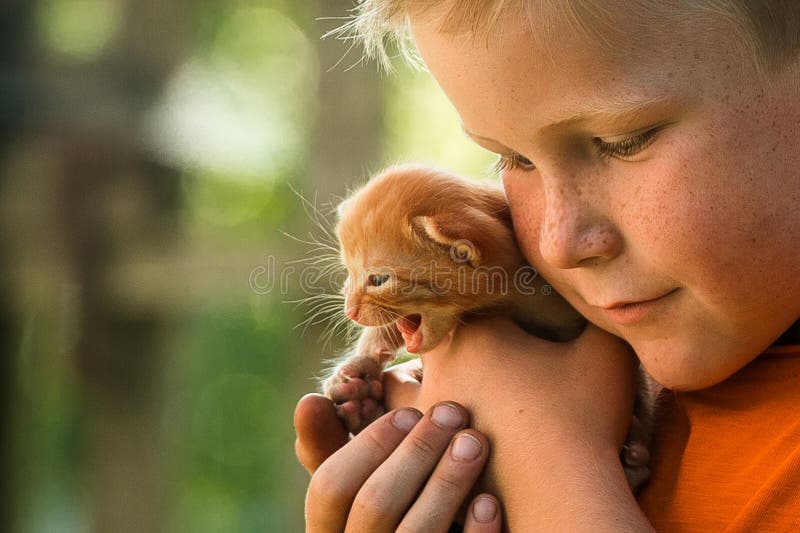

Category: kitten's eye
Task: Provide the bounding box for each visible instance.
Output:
[368,274,390,287]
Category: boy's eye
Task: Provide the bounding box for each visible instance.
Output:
[493,153,535,174]
[594,126,663,160]
[368,274,390,287]
[491,125,663,175]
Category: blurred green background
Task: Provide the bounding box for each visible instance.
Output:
[0,1,495,532]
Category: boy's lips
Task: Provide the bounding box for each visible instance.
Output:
[598,288,679,325]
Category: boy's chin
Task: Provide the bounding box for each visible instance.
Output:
[633,336,759,391]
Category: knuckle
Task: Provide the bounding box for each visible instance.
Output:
[350,485,395,526]
[358,421,398,456]
[404,431,440,461]
[396,523,418,533]
[430,467,466,494]
[307,465,349,512]
[353,489,392,515]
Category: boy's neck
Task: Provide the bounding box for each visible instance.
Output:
[774,319,800,346]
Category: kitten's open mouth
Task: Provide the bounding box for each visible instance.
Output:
[396,314,424,353]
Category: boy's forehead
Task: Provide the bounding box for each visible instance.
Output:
[411,3,750,145]
[410,10,702,140]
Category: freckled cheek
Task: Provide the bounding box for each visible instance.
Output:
[503,174,546,263]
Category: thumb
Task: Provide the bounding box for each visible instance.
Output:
[294,393,349,474]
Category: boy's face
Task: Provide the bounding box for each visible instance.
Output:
[411,8,800,389]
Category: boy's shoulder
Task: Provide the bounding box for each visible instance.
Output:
[639,339,800,532]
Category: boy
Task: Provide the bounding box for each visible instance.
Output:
[295,1,800,530]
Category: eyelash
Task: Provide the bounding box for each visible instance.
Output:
[595,127,662,159]
[493,154,534,174]
[492,127,662,174]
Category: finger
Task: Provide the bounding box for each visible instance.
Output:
[463,494,502,533]
[346,402,470,532]
[396,429,490,532]
[294,393,349,474]
[382,358,423,411]
[306,407,422,532]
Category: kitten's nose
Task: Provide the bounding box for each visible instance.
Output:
[345,304,360,321]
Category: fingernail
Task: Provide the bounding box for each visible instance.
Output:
[431,403,463,429]
[392,409,421,432]
[473,497,497,523]
[451,433,482,462]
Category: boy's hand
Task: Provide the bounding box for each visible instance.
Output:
[296,316,648,531]
[386,317,646,529]
[417,316,637,447]
[294,393,349,474]
[295,395,502,532]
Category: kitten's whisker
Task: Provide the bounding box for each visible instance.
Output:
[317,306,346,324]
[308,307,346,327]
[313,303,346,316]
[283,293,343,305]
[295,319,315,337]
[288,254,342,266]
[285,298,342,312]
[387,325,403,347]
[289,249,340,259]
[344,325,360,344]
[293,292,343,300]
[298,262,344,277]
[378,307,406,321]
[322,315,350,342]
[320,265,347,278]
[296,310,342,339]
[288,184,340,247]
[295,303,341,326]
[316,306,344,320]
[302,302,344,319]
[304,236,340,254]
[321,316,355,349]
[289,292,343,302]
[340,321,360,344]
[282,231,339,254]
[306,212,338,245]
[300,244,340,257]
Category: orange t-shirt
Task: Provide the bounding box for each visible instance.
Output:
[638,343,800,532]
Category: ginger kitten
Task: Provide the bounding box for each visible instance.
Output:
[323,164,585,432]
[319,163,655,491]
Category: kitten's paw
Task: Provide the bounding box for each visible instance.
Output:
[323,355,385,435]
[621,414,652,493]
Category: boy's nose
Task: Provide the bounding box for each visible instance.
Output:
[538,186,622,269]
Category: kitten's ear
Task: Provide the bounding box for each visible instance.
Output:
[336,199,351,220]
[412,207,511,267]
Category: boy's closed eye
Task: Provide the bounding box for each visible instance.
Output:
[462,95,683,173]
[594,124,665,160]
[481,124,668,174]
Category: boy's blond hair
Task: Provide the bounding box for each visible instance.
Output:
[338,0,800,76]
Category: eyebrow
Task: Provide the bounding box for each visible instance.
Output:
[462,127,507,148]
[462,94,679,149]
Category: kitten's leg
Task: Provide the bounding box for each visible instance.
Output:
[322,323,404,434]
[622,368,661,493]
